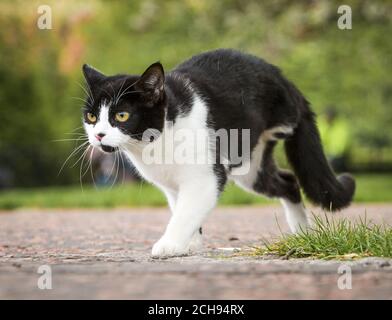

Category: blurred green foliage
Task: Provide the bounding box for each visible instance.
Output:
[0,0,391,187]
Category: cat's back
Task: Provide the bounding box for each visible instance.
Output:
[168,49,302,137]
[172,48,280,82]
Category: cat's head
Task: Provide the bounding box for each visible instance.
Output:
[81,63,166,153]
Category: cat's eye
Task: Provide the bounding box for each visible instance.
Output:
[115,111,130,122]
[86,112,97,123]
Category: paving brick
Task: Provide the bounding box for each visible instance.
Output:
[0,204,391,299]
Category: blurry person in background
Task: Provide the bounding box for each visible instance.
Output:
[318,106,351,172]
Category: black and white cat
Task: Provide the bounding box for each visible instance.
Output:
[81,49,355,257]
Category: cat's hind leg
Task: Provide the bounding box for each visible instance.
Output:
[254,168,309,233]
[232,141,309,233]
[254,143,309,233]
[280,198,308,233]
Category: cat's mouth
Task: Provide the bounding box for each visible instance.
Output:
[100,145,117,153]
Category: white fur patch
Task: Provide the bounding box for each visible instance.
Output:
[229,134,265,191]
[262,125,293,141]
[280,198,309,233]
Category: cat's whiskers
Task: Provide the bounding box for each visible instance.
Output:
[100,87,114,102]
[53,131,87,143]
[115,151,121,188]
[64,134,87,139]
[65,126,84,135]
[72,143,91,168]
[115,80,142,103]
[115,80,135,104]
[115,150,122,186]
[71,96,92,107]
[72,125,83,131]
[108,82,118,105]
[106,152,117,184]
[110,150,121,186]
[52,138,88,142]
[117,90,143,102]
[89,147,97,189]
[119,148,126,184]
[109,151,119,189]
[78,145,91,191]
[77,81,94,105]
[58,141,89,176]
[64,131,86,135]
[81,147,93,179]
[114,78,128,105]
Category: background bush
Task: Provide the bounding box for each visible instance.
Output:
[0,0,391,188]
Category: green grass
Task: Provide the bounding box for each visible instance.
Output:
[255,213,392,259]
[0,182,273,210]
[0,173,391,210]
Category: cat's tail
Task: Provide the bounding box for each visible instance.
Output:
[284,109,355,211]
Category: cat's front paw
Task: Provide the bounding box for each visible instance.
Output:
[189,231,203,252]
[151,236,189,258]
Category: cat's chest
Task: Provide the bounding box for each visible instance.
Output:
[122,130,211,190]
[122,138,181,189]
[126,152,179,188]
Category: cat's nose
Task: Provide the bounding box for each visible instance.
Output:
[95,133,105,141]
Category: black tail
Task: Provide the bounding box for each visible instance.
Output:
[284,110,355,211]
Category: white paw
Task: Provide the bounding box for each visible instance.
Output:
[189,232,203,252]
[151,236,189,258]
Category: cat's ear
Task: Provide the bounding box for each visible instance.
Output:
[82,64,106,87]
[136,62,165,106]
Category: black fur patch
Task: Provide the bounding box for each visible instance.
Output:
[253,141,301,203]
